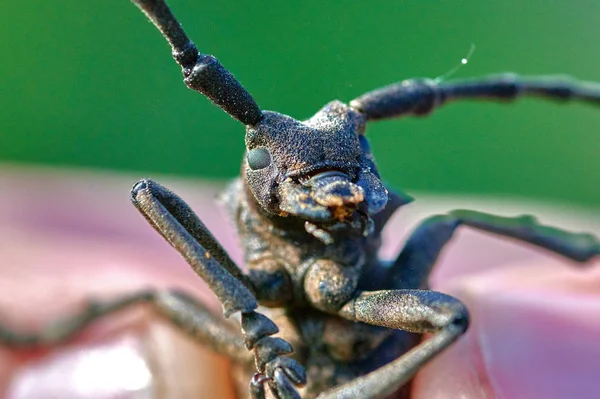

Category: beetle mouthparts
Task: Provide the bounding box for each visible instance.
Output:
[310,175,364,209]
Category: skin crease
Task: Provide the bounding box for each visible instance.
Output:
[0,166,599,399]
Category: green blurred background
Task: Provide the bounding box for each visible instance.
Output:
[1,1,599,207]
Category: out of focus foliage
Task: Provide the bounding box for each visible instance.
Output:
[1,1,599,206]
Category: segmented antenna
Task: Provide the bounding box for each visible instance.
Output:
[132,0,263,126]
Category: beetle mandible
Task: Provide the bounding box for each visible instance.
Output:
[2,0,600,398]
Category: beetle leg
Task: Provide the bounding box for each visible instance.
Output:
[385,209,600,290]
[131,179,257,316]
[350,74,600,121]
[314,289,468,399]
[0,289,251,363]
[131,179,305,398]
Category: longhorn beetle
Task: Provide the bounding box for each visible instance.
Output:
[2,0,600,398]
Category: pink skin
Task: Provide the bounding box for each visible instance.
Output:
[0,166,598,399]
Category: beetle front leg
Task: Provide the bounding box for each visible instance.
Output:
[131,179,305,399]
[385,209,600,290]
[313,289,468,399]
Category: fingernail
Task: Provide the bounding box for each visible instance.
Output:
[143,320,235,399]
[8,335,154,399]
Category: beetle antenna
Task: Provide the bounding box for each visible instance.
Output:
[131,0,263,126]
[434,43,476,83]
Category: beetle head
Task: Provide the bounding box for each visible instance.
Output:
[243,101,398,227]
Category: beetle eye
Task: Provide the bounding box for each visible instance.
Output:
[247,147,272,170]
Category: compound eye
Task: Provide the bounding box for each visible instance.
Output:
[247,147,272,170]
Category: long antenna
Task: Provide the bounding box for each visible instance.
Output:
[132,0,263,126]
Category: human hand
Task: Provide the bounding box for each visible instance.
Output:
[0,167,598,398]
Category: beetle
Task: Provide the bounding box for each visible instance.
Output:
[1,0,600,398]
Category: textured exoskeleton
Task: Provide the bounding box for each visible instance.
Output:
[2,1,599,398]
